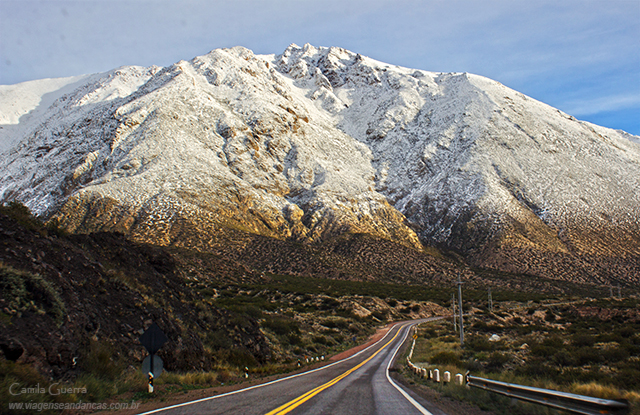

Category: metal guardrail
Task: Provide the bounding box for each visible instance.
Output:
[466,374,629,415]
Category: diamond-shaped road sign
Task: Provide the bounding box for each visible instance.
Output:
[139,322,168,355]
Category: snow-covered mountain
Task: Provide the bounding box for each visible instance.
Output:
[1,44,639,285]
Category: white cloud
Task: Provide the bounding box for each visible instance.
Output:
[563,94,640,117]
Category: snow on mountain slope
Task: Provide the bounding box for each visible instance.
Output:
[0,44,638,285]
[0,65,160,214]
[0,75,93,153]
[0,76,88,125]
[274,45,640,260]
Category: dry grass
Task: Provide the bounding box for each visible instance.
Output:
[158,371,220,386]
[570,382,640,414]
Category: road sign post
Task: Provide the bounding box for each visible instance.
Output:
[139,322,168,392]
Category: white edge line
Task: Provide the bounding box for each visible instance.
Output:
[138,322,403,414]
[385,320,434,415]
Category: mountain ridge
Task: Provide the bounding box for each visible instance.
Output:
[1,44,639,286]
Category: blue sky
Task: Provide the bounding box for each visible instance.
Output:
[1,0,639,135]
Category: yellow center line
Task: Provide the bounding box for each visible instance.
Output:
[265,323,409,415]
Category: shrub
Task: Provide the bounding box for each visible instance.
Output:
[312,335,334,346]
[616,367,640,390]
[0,360,68,413]
[602,347,629,363]
[517,358,559,379]
[233,304,263,319]
[552,350,577,367]
[262,316,299,336]
[472,321,490,332]
[424,328,438,338]
[205,329,233,350]
[430,351,462,366]
[371,310,388,321]
[45,217,69,237]
[466,336,494,352]
[621,341,640,356]
[464,358,484,372]
[572,334,595,347]
[575,346,604,366]
[288,333,305,346]
[227,348,258,368]
[487,352,511,371]
[319,298,340,310]
[79,340,123,381]
[322,318,349,329]
[230,314,253,330]
[0,201,43,232]
[0,265,66,325]
[544,310,556,322]
[529,344,549,357]
[618,326,636,339]
[542,335,564,348]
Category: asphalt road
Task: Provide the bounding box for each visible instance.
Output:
[139,318,448,415]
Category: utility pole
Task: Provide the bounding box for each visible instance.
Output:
[457,273,464,347]
[452,293,457,332]
[488,287,493,312]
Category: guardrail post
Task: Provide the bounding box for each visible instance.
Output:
[433,369,440,383]
[455,373,464,385]
[443,371,451,383]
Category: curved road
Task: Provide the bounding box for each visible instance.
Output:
[140,318,448,415]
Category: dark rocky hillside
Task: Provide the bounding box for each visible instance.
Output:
[0,205,270,380]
